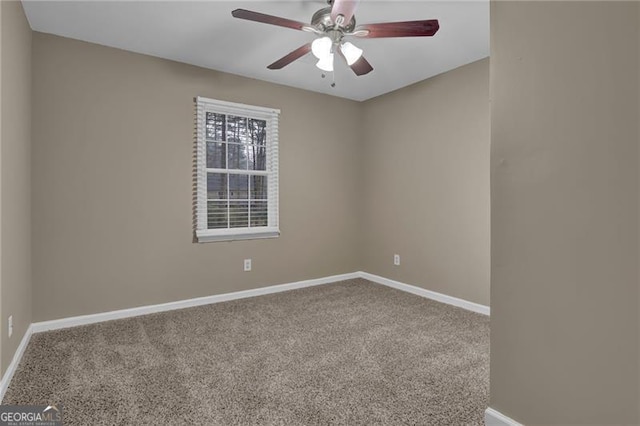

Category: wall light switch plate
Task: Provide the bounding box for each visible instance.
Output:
[8,315,13,338]
[394,254,400,266]
[244,259,252,272]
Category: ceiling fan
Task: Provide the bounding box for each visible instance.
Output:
[231,0,440,77]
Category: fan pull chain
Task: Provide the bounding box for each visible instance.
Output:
[320,72,337,88]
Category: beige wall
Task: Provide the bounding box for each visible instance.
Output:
[490,1,639,424]
[1,1,32,376]
[360,59,490,306]
[31,33,362,322]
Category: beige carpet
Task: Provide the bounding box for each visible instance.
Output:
[3,279,489,425]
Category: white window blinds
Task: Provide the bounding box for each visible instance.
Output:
[195,96,280,242]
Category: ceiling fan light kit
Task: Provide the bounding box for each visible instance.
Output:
[231,0,440,80]
[311,36,362,71]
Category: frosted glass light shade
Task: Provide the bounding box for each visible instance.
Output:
[340,42,363,65]
[316,53,334,72]
[311,37,332,60]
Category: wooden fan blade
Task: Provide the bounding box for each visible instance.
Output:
[355,19,440,38]
[330,0,360,27]
[267,43,312,70]
[232,9,308,31]
[349,55,374,76]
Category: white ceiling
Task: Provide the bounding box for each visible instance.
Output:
[22,0,489,101]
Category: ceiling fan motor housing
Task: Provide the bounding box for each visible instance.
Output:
[311,7,356,33]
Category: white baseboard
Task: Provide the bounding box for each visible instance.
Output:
[358,272,490,316]
[32,272,360,333]
[485,408,523,426]
[0,324,33,403]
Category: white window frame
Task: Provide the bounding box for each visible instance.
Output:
[195,96,280,243]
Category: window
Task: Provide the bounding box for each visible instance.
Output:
[195,97,280,242]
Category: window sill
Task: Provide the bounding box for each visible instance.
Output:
[196,228,280,243]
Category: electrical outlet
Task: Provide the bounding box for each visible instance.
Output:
[394,254,400,266]
[244,259,252,272]
[8,315,13,338]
